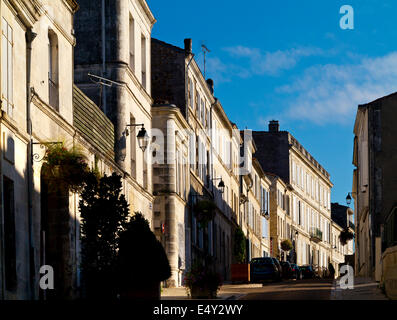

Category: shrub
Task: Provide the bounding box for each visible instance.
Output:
[233,227,247,264]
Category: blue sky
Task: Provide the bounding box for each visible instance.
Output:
[148,0,397,205]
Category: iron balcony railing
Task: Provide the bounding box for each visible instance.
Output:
[310,227,323,243]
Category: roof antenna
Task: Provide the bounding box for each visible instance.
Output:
[201,43,210,79]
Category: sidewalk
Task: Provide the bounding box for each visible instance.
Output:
[161,283,260,300]
[331,277,389,300]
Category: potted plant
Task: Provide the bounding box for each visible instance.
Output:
[42,142,89,193]
[231,227,250,283]
[184,263,223,299]
[193,199,216,229]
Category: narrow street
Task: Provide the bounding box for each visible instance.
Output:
[224,279,334,300]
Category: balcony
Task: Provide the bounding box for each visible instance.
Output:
[310,227,323,243]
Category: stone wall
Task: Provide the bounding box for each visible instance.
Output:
[382,245,397,299]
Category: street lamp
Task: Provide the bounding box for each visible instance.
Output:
[212,178,225,194]
[126,124,150,152]
[346,192,352,206]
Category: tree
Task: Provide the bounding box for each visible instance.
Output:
[79,172,129,299]
[233,227,247,264]
[117,213,171,299]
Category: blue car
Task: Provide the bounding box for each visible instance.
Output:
[250,257,281,283]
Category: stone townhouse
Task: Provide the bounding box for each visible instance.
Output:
[253,121,334,273]
[239,131,271,261]
[151,37,239,284]
[0,0,159,301]
[211,99,241,279]
[330,220,346,278]
[267,173,293,261]
[352,92,397,299]
[74,0,156,224]
[331,203,355,264]
[0,0,80,300]
[151,103,190,288]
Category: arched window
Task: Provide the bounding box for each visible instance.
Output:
[48,30,59,110]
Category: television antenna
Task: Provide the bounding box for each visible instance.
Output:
[201,43,211,79]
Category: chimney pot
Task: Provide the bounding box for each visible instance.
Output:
[206,78,214,94]
[184,38,192,54]
[269,120,279,132]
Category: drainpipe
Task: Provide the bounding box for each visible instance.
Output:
[210,98,218,194]
[26,28,37,300]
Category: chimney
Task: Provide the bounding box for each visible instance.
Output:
[184,38,192,54]
[206,79,214,94]
[269,120,279,132]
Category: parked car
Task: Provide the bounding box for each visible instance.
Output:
[290,263,302,280]
[299,265,315,279]
[270,257,283,281]
[249,257,281,283]
[280,261,293,279]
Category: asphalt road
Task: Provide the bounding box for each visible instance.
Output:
[238,279,334,300]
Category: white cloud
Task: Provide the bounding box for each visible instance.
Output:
[278,52,397,125]
[223,46,325,76]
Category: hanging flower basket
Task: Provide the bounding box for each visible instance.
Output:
[280,239,293,252]
[339,228,354,245]
[42,142,89,193]
[193,200,216,228]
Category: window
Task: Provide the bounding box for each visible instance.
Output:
[189,79,194,108]
[129,15,135,71]
[3,176,16,291]
[48,30,59,110]
[141,35,146,89]
[2,18,13,116]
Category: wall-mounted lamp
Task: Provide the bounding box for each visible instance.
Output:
[126,123,150,152]
[212,177,225,194]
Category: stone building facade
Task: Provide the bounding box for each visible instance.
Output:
[239,132,271,261]
[74,0,156,224]
[151,37,244,284]
[151,104,190,287]
[0,0,157,300]
[352,92,397,299]
[253,121,334,273]
[267,173,293,261]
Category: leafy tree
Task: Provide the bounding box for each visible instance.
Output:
[79,172,129,299]
[117,213,171,299]
[233,227,247,264]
